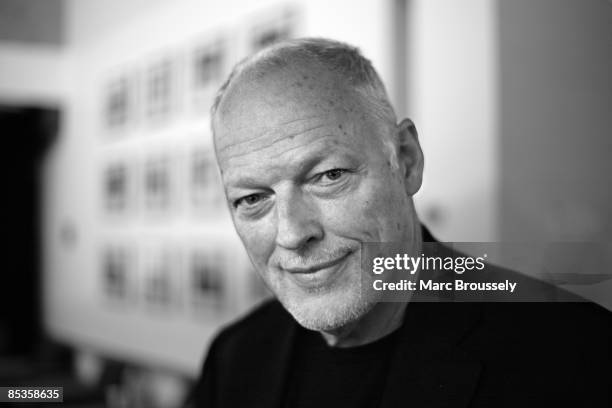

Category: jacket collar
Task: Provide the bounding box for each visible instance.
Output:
[378,225,483,408]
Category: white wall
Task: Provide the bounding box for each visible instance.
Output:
[409,0,499,242]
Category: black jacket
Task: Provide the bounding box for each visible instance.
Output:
[190,232,611,407]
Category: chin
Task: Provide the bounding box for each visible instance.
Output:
[278,287,378,332]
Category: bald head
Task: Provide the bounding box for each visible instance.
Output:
[211,38,398,154]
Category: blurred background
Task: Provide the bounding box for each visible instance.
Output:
[0,0,610,406]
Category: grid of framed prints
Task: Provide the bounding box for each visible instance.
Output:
[99,241,266,318]
[101,146,224,218]
[97,8,298,320]
[101,6,299,133]
[101,42,218,132]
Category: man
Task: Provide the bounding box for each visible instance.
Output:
[190,38,611,407]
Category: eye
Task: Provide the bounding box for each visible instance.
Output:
[234,193,264,208]
[320,169,347,182]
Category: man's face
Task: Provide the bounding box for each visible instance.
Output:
[214,65,421,331]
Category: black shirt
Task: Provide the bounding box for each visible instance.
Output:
[283,326,400,408]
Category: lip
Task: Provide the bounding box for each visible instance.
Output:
[283,252,352,290]
[283,254,349,274]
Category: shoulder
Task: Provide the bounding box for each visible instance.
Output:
[189,300,294,406]
[478,299,612,343]
[463,301,612,405]
[479,261,611,328]
[466,262,612,349]
[209,298,294,358]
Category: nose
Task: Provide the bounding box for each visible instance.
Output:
[275,187,324,250]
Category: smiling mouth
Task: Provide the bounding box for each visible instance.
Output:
[282,252,353,290]
[283,254,350,274]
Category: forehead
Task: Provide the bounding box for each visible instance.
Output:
[213,64,376,166]
[216,60,354,123]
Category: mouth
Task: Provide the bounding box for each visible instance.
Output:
[282,251,353,290]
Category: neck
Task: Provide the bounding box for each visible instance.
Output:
[320,301,408,347]
[320,222,423,348]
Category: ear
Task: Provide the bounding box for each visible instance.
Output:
[396,118,424,196]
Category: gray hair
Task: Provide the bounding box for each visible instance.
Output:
[211,38,399,164]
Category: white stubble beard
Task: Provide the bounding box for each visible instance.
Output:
[272,262,379,332]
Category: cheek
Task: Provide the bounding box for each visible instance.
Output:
[321,174,409,241]
[235,218,276,268]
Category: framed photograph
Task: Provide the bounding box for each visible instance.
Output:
[192,38,226,112]
[141,246,181,313]
[144,156,172,213]
[145,57,174,122]
[189,248,225,314]
[101,245,134,304]
[104,74,132,131]
[104,162,129,214]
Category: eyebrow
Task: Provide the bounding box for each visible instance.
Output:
[224,144,357,189]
